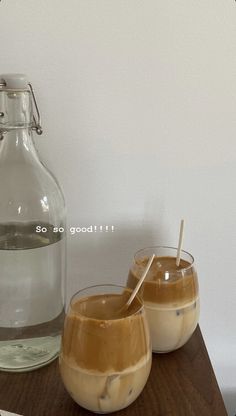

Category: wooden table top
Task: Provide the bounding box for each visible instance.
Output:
[0,326,227,416]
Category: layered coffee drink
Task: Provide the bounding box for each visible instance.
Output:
[127,247,199,353]
[59,285,152,413]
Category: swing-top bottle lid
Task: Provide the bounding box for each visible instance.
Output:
[0,73,28,90]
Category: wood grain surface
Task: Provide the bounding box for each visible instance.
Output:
[0,326,227,416]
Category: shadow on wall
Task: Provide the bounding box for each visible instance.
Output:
[65,221,167,304]
[222,389,236,416]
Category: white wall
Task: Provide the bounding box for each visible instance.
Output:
[1,1,236,413]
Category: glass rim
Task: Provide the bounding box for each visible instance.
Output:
[69,283,144,322]
[134,245,195,273]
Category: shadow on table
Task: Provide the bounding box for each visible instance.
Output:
[222,388,236,416]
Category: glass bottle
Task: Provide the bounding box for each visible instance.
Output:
[0,74,66,372]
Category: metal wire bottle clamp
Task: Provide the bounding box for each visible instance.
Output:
[0,81,43,140]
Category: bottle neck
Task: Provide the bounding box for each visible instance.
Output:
[0,89,33,130]
[0,128,40,164]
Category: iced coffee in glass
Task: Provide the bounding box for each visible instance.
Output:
[59,284,152,413]
[127,247,199,353]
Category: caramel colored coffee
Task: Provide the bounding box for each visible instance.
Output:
[128,256,198,305]
[59,290,152,413]
[61,292,149,372]
[127,255,199,353]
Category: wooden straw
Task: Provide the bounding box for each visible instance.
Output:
[119,254,155,315]
[176,219,185,266]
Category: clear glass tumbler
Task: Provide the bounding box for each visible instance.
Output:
[59,284,152,414]
[127,246,200,353]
